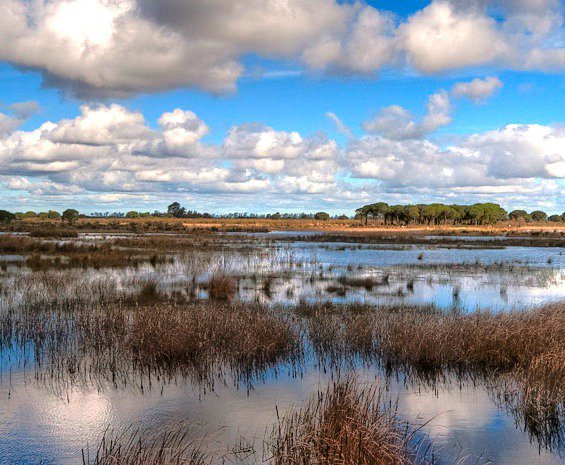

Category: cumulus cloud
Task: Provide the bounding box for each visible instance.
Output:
[464,124,565,179]
[301,6,394,73]
[0,0,562,97]
[348,124,565,188]
[49,104,151,145]
[363,90,452,140]
[452,77,503,102]
[0,102,563,211]
[399,1,509,73]
[0,104,343,202]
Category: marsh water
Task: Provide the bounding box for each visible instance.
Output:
[1,231,564,464]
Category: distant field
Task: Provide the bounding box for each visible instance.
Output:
[3,216,565,236]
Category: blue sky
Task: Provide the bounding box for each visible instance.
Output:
[0,0,563,214]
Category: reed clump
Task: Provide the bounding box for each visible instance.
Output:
[127,302,299,376]
[269,378,420,465]
[83,424,210,465]
[372,304,565,385]
[4,298,301,388]
[204,273,238,301]
[298,302,565,438]
[337,275,384,290]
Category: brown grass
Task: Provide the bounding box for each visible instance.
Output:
[127,302,299,377]
[83,423,210,465]
[269,378,424,465]
[84,381,432,465]
[5,216,565,236]
[299,302,565,443]
[3,298,301,389]
[372,304,565,385]
[204,273,238,301]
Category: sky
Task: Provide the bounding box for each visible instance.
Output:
[0,0,563,215]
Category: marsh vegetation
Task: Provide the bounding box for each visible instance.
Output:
[0,229,564,464]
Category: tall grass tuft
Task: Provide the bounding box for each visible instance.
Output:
[83,423,210,465]
[205,273,238,301]
[269,378,422,465]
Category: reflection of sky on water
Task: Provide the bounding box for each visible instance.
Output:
[156,242,564,311]
[289,243,565,268]
[1,365,563,465]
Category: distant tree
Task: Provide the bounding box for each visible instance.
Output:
[404,205,420,224]
[370,202,389,224]
[385,205,405,225]
[126,211,140,218]
[23,211,37,218]
[355,205,372,225]
[140,212,151,218]
[356,202,389,224]
[336,214,349,220]
[449,204,467,224]
[272,212,281,220]
[38,212,49,219]
[509,210,531,221]
[468,203,507,225]
[530,210,548,222]
[167,202,186,218]
[355,202,511,226]
[314,212,330,221]
[47,210,61,219]
[14,212,24,220]
[562,212,565,221]
[62,208,80,225]
[0,210,15,224]
[548,214,562,222]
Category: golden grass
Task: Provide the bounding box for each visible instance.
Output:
[203,273,238,301]
[269,378,422,465]
[2,298,301,389]
[6,216,565,235]
[372,304,565,387]
[127,302,299,376]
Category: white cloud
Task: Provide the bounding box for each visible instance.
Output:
[362,90,452,140]
[464,124,565,179]
[0,0,562,97]
[347,124,565,189]
[399,1,509,73]
[49,104,151,145]
[452,76,503,102]
[326,112,353,138]
[0,101,41,136]
[0,103,563,212]
[302,6,394,73]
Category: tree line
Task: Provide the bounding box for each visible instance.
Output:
[354,202,565,225]
[0,201,563,225]
[0,203,338,224]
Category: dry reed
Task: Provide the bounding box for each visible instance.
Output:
[83,423,210,465]
[268,378,424,465]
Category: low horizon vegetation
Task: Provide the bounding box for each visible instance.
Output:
[1,200,564,228]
